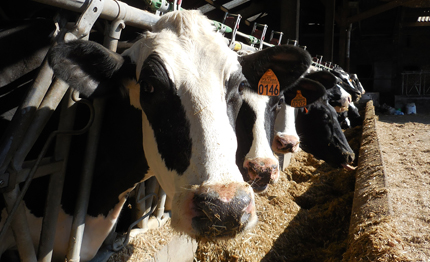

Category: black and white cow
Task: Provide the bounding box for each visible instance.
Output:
[293,70,356,169]
[273,71,356,170]
[0,10,315,261]
[235,77,326,192]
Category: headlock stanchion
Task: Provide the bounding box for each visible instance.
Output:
[0,0,169,262]
[269,30,283,46]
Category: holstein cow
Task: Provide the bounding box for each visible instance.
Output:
[235,74,326,192]
[272,70,338,156]
[330,67,366,128]
[0,10,315,261]
[274,71,356,170]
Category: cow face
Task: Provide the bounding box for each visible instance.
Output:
[295,99,355,168]
[272,72,333,155]
[331,68,362,103]
[234,46,324,192]
[235,89,281,193]
[49,11,254,240]
[48,11,317,240]
[291,71,354,168]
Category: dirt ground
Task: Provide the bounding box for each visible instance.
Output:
[109,108,430,262]
[375,113,430,261]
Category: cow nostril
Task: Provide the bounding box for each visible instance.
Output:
[240,212,251,224]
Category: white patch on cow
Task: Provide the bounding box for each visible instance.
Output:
[123,11,256,235]
[0,186,139,262]
[242,89,279,167]
[274,103,299,142]
[338,84,352,108]
[123,79,142,109]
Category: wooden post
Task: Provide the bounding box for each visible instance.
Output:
[324,0,335,62]
[280,0,299,44]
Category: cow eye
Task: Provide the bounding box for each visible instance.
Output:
[238,81,246,94]
[277,97,284,109]
[141,81,154,93]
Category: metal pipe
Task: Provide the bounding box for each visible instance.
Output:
[66,98,105,262]
[0,97,94,257]
[11,79,69,173]
[32,0,159,30]
[155,187,166,219]
[135,183,147,229]
[0,59,53,190]
[144,177,158,226]
[37,89,76,262]
[3,187,38,262]
[346,23,352,72]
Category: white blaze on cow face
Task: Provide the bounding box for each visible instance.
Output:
[241,89,280,187]
[272,102,300,154]
[123,11,256,238]
[335,84,352,112]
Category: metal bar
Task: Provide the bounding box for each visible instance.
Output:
[135,183,147,229]
[155,188,166,219]
[37,89,76,262]
[0,59,53,191]
[17,158,64,183]
[66,98,106,262]
[11,79,70,173]
[3,187,38,262]
[32,0,160,30]
[144,177,158,227]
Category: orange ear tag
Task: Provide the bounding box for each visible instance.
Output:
[257,69,280,96]
[291,90,307,107]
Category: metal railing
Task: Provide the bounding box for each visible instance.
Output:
[401,71,430,96]
[0,1,168,261]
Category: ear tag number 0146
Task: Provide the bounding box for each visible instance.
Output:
[291,90,307,107]
[258,69,280,96]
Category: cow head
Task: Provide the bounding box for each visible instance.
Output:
[331,67,362,103]
[48,11,317,239]
[236,48,327,192]
[293,72,355,169]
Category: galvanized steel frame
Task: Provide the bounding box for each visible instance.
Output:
[0,0,164,261]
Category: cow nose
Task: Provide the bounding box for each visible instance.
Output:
[244,158,279,192]
[272,134,300,154]
[191,184,255,238]
[345,151,355,164]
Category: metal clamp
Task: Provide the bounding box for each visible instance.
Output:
[64,0,105,41]
[269,30,283,46]
[223,13,242,49]
[250,22,268,50]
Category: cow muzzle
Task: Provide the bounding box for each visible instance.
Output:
[272,134,300,154]
[173,183,257,239]
[244,158,279,192]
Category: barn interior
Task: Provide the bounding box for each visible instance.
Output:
[2,0,430,113]
[0,1,429,261]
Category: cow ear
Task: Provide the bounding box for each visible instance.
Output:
[48,40,126,98]
[283,78,326,107]
[304,71,337,90]
[239,45,311,94]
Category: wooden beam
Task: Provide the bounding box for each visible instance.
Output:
[204,0,228,13]
[234,1,266,22]
[346,0,417,24]
[324,0,335,61]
